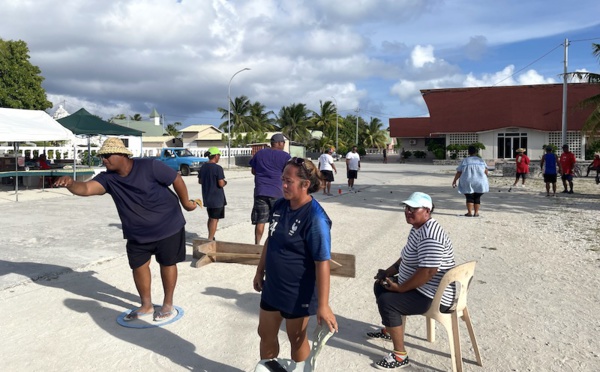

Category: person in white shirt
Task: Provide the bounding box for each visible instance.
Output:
[318,148,337,195]
[345,146,361,191]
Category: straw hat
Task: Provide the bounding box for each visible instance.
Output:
[516,148,525,153]
[97,137,133,156]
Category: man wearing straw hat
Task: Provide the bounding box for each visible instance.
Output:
[53,137,197,321]
[510,148,530,190]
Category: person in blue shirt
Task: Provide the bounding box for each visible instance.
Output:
[53,137,197,321]
[198,147,227,240]
[452,145,489,217]
[253,157,338,363]
[540,145,560,197]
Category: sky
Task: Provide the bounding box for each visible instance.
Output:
[1,0,599,129]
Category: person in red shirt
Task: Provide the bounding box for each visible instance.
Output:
[559,144,576,194]
[511,148,530,188]
[586,153,600,183]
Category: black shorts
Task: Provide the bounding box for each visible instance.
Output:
[321,170,334,182]
[251,196,278,225]
[260,299,306,319]
[373,282,449,328]
[126,227,186,269]
[561,174,573,181]
[207,207,225,219]
[515,172,527,180]
[464,192,483,204]
[347,170,358,179]
[543,174,557,183]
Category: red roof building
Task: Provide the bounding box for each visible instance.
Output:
[389,83,599,159]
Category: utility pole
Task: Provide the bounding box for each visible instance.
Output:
[355,107,360,146]
[331,96,338,152]
[561,38,569,149]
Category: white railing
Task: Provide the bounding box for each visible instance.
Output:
[0,146,253,163]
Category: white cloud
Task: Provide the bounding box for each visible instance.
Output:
[411,45,436,68]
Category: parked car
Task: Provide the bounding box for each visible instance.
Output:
[147,148,208,176]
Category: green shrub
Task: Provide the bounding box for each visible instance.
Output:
[413,150,427,159]
[402,150,412,159]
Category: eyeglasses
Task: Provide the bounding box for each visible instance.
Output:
[99,154,115,159]
[404,205,422,213]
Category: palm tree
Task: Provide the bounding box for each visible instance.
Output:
[310,100,337,139]
[165,121,182,137]
[109,113,126,122]
[248,101,276,132]
[277,103,312,143]
[361,117,388,149]
[217,95,252,135]
[574,43,600,139]
[130,113,143,121]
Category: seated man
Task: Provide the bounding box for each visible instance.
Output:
[586,153,600,180]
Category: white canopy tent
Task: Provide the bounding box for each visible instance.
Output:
[0,108,75,201]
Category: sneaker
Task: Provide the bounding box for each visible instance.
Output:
[366,328,391,341]
[568,190,573,194]
[375,352,409,369]
[561,190,569,193]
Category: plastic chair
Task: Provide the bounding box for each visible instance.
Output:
[403,261,483,372]
[254,323,335,372]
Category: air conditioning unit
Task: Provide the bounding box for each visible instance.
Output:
[409,140,417,145]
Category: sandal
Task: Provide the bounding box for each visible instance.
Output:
[366,328,392,341]
[464,213,473,217]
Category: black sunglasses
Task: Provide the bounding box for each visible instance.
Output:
[99,154,115,159]
[289,157,309,175]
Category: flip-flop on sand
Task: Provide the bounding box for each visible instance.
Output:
[124,309,154,321]
[154,310,175,322]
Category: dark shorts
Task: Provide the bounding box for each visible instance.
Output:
[126,227,186,269]
[251,196,278,225]
[207,207,225,219]
[464,192,483,204]
[515,172,527,180]
[347,170,358,179]
[321,170,334,182]
[260,299,306,319]
[561,174,573,181]
[544,174,557,183]
[373,282,449,328]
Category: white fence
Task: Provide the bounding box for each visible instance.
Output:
[0,146,253,163]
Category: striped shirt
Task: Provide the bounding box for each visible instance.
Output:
[396,218,456,307]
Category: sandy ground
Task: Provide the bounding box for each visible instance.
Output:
[1,162,599,372]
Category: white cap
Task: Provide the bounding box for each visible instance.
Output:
[402,192,433,210]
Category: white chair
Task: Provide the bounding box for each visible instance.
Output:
[254,323,334,372]
[403,261,483,372]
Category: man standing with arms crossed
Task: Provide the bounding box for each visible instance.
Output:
[559,144,576,194]
[346,146,361,192]
[53,137,197,321]
[249,133,291,245]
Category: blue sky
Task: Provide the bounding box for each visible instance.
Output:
[1,0,599,129]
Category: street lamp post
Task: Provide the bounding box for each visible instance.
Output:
[228,67,251,169]
[331,96,338,152]
[355,107,359,146]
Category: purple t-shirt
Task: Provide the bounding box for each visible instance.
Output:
[249,148,291,198]
[93,158,186,243]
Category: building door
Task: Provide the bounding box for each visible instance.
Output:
[497,132,527,158]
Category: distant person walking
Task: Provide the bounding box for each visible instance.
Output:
[383,148,387,164]
[346,146,361,192]
[452,145,489,217]
[318,148,337,195]
[198,147,227,241]
[53,137,197,321]
[559,144,576,194]
[586,153,600,184]
[249,133,291,245]
[510,148,530,189]
[540,146,560,197]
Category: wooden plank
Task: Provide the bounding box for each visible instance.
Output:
[191,238,356,278]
